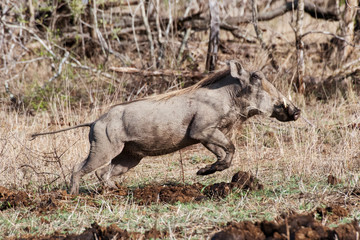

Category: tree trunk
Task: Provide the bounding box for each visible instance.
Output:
[87,0,97,40]
[140,0,156,68]
[251,0,279,70]
[28,0,35,28]
[296,0,305,94]
[337,0,358,64]
[205,0,220,72]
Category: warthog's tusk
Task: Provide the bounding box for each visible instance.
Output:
[283,97,287,108]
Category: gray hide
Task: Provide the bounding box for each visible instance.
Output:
[31,61,300,194]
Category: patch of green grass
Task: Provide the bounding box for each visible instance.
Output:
[190,155,214,165]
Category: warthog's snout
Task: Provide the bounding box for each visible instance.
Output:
[287,106,301,121]
[271,103,301,122]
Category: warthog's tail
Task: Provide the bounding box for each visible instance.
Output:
[30,122,93,140]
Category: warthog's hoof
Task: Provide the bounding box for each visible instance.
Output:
[196,166,216,175]
[197,162,231,175]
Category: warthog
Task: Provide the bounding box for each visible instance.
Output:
[31,61,300,194]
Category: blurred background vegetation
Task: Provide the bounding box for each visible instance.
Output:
[0,0,359,114]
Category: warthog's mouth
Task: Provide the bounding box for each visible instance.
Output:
[290,107,301,121]
[271,105,301,122]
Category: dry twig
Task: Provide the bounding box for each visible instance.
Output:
[301,31,360,48]
[127,0,143,64]
[177,25,192,66]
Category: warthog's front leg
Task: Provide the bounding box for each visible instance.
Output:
[191,128,235,175]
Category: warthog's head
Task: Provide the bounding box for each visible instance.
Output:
[229,61,300,122]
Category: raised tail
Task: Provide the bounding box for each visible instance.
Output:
[30,122,93,140]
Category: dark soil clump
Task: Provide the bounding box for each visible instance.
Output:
[231,171,264,190]
[64,222,143,240]
[131,183,205,205]
[328,174,341,185]
[0,186,32,210]
[204,171,263,199]
[212,213,360,240]
[129,171,263,204]
[315,205,349,222]
[12,222,167,240]
[0,186,70,213]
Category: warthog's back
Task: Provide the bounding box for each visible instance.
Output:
[101,80,237,156]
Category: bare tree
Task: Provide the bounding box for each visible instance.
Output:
[27,0,35,28]
[295,0,305,94]
[337,0,358,64]
[140,0,156,68]
[205,0,220,72]
[251,0,279,70]
[86,0,97,40]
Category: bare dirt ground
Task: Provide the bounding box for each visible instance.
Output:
[8,213,359,240]
[212,213,359,240]
[2,172,359,239]
[0,171,262,212]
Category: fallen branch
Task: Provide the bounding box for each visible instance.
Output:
[252,0,339,22]
[98,0,139,10]
[218,0,338,28]
[110,66,205,79]
[48,51,69,83]
[68,58,114,80]
[220,23,256,43]
[328,57,360,79]
[301,30,360,48]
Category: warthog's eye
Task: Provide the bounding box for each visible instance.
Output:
[251,73,260,79]
[250,72,261,85]
[275,102,286,109]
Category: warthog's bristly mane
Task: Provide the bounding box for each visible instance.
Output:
[153,67,230,101]
[113,67,231,107]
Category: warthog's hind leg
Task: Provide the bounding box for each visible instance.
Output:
[69,142,124,195]
[95,151,142,188]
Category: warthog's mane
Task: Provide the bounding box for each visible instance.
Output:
[152,67,230,101]
[112,67,230,107]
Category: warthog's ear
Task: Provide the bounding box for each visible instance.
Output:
[229,60,245,79]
